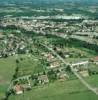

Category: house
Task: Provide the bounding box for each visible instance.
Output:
[49,61,60,68]
[41,52,55,62]
[38,75,49,84]
[0,33,4,39]
[22,84,32,91]
[57,71,68,81]
[64,51,70,58]
[72,61,89,67]
[92,56,98,64]
[79,70,89,77]
[46,53,54,62]
[13,84,24,95]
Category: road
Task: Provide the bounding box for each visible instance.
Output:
[70,35,98,45]
[7,43,98,96]
[41,43,98,95]
[70,66,98,95]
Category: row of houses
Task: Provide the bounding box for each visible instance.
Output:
[12,54,98,95]
[12,69,68,95]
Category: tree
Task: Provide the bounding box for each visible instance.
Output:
[47,70,57,81]
[16,59,19,64]
[66,65,71,72]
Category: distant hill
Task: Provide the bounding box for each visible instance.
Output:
[0,0,98,5]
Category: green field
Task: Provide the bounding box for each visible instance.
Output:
[9,76,98,100]
[16,54,45,77]
[0,57,16,98]
[0,35,98,99]
[85,75,98,87]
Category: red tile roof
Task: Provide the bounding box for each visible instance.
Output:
[93,56,98,61]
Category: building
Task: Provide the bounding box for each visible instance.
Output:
[13,84,23,95]
[57,71,68,80]
[71,60,89,72]
[0,33,4,39]
[38,75,49,84]
[49,61,60,68]
[79,70,89,77]
[92,56,98,64]
[72,60,89,67]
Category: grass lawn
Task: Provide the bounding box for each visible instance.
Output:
[9,77,98,100]
[0,56,16,98]
[16,54,44,77]
[85,75,98,87]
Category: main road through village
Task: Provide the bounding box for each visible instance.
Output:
[41,43,98,96]
[7,42,98,96]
